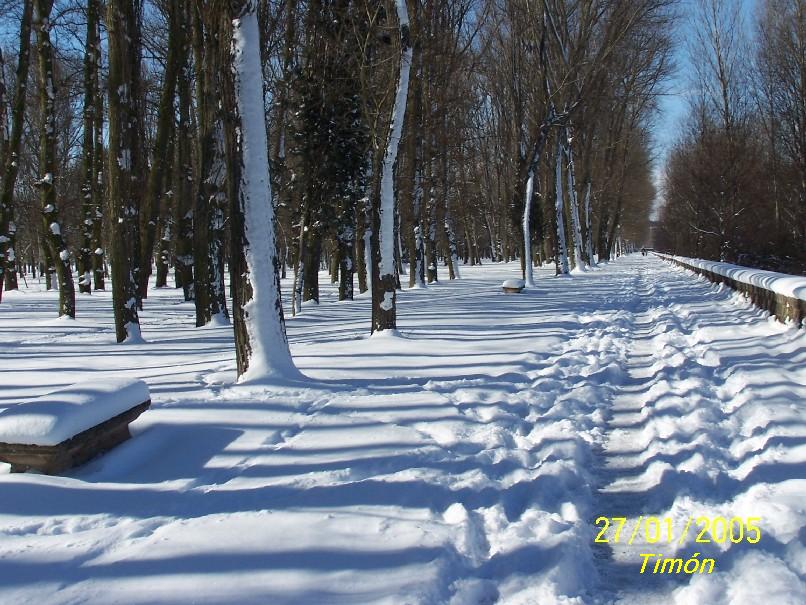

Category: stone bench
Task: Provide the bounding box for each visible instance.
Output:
[0,379,150,474]
[502,279,526,294]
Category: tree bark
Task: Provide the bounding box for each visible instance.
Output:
[107,0,144,340]
[139,0,181,300]
[0,1,33,301]
[34,0,75,317]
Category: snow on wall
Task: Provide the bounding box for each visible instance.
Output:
[658,254,806,301]
[0,379,149,446]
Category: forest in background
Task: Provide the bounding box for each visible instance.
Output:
[11,0,797,376]
[657,0,806,275]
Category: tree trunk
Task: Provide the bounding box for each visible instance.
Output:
[193,5,229,326]
[371,0,411,334]
[91,66,105,291]
[34,0,75,317]
[78,0,101,295]
[584,178,595,264]
[223,0,296,381]
[174,29,195,303]
[107,0,144,341]
[564,127,586,271]
[0,0,32,301]
[522,172,535,286]
[139,0,180,300]
[554,135,570,275]
[302,229,320,304]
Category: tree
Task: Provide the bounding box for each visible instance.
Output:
[370,0,412,334]
[107,0,145,341]
[34,0,75,317]
[193,1,229,325]
[0,1,33,301]
[222,0,297,380]
[78,0,102,295]
[139,0,181,301]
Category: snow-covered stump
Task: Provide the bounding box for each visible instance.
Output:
[502,278,525,294]
[656,253,806,326]
[0,379,150,474]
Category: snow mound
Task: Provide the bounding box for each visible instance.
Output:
[502,279,526,289]
[0,379,150,446]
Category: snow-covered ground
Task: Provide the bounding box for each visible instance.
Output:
[0,255,803,604]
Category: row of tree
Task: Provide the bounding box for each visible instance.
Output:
[657,0,806,275]
[0,0,670,379]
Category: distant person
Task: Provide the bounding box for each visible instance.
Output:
[641,247,647,256]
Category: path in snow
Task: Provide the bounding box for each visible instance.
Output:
[0,256,803,605]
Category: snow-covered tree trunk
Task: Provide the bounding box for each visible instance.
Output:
[0,49,5,164]
[564,128,586,271]
[356,193,370,294]
[34,0,75,318]
[337,217,355,301]
[0,0,32,302]
[410,151,426,288]
[522,172,535,287]
[371,0,412,334]
[91,61,105,291]
[425,183,438,283]
[107,0,144,340]
[412,221,426,287]
[77,0,101,295]
[584,178,595,265]
[444,205,460,279]
[224,0,296,381]
[554,135,570,275]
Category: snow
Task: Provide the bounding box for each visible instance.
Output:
[0,255,803,604]
[658,253,806,301]
[380,291,394,311]
[231,8,297,383]
[502,278,525,289]
[49,222,60,236]
[0,379,149,446]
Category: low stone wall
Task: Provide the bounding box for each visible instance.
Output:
[655,254,805,327]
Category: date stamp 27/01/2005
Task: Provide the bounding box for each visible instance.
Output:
[593,516,762,575]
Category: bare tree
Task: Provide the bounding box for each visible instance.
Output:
[0,1,33,300]
[107,0,144,341]
[221,0,296,380]
[370,0,412,334]
[34,0,75,317]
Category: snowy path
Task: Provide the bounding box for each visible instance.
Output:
[0,256,803,604]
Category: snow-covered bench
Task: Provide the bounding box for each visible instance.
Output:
[0,379,150,474]
[502,279,526,294]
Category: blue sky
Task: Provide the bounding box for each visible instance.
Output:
[653,0,758,157]
[651,0,758,216]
